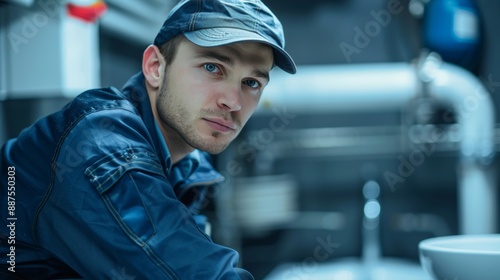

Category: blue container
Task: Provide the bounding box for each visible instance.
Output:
[423,0,481,69]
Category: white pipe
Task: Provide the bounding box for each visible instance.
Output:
[259,59,497,234]
[260,63,418,113]
[427,62,497,234]
[425,62,496,161]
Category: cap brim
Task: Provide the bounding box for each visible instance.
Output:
[184,28,296,74]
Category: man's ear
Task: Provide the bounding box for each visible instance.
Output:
[142,45,165,89]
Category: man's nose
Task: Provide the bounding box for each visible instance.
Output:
[217,83,242,111]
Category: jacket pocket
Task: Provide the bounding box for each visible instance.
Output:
[84,148,165,245]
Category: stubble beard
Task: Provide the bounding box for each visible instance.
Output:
[155,75,236,155]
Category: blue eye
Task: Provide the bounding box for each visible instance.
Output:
[204,63,220,73]
[244,79,260,89]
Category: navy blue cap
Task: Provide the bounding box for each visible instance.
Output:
[154,0,296,74]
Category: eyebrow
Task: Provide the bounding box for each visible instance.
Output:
[195,50,270,81]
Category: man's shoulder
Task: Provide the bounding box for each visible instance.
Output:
[53,87,156,183]
[9,86,146,164]
[66,87,138,119]
[60,87,152,149]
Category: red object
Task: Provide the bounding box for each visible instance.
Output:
[67,1,107,23]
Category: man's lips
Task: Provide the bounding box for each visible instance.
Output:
[203,117,238,132]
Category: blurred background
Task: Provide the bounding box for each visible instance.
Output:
[1,0,499,279]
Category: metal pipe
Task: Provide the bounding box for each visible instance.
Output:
[259,63,418,114]
[423,59,497,234]
[259,58,497,234]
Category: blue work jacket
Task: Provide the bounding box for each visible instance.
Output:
[0,72,252,279]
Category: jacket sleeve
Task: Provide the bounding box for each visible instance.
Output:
[34,109,252,280]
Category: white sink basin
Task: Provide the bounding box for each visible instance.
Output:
[419,234,500,280]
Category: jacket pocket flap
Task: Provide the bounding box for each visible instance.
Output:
[84,148,164,194]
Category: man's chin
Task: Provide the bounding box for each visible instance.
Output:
[197,144,229,155]
[185,127,239,154]
[189,138,231,155]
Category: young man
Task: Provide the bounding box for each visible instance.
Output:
[0,0,296,279]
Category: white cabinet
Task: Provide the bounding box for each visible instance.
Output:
[0,1,100,99]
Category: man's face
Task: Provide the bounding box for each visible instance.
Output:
[156,37,274,154]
